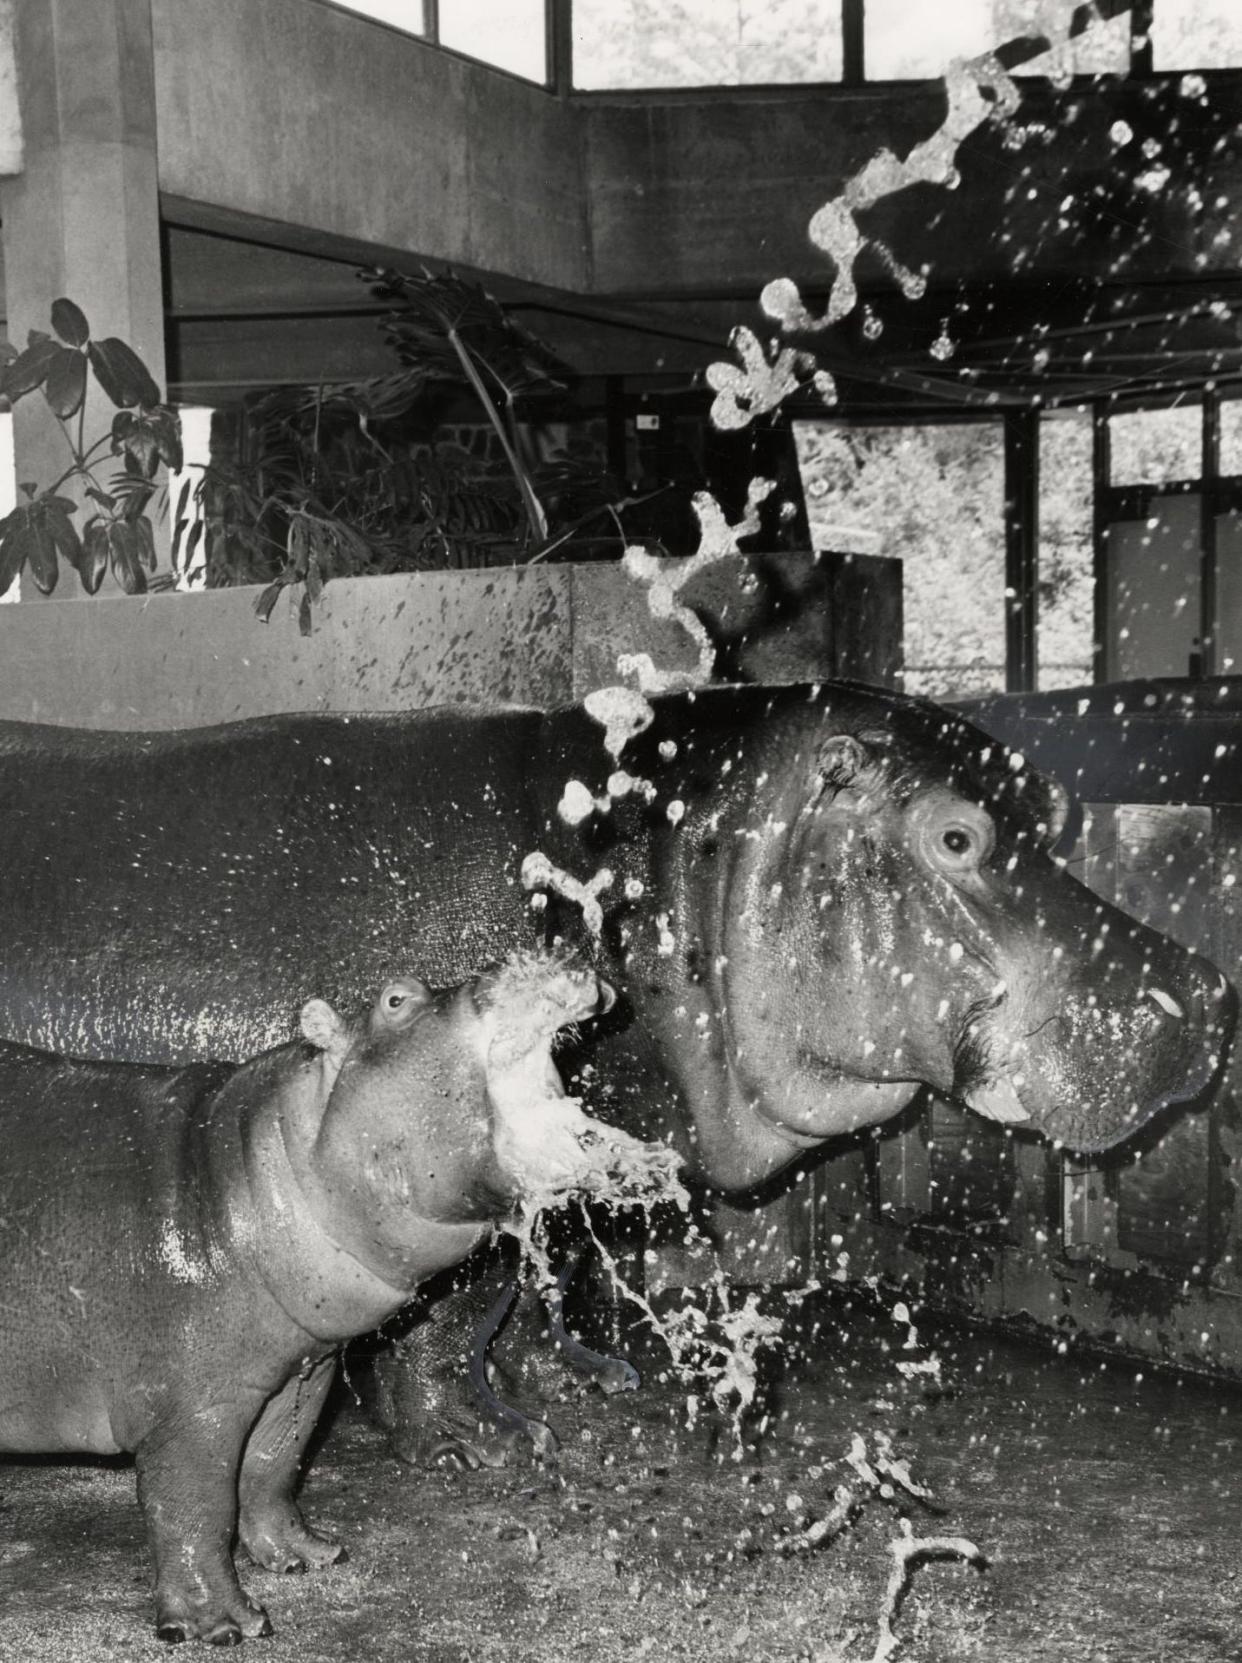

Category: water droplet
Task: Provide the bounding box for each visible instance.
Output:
[929,320,956,362]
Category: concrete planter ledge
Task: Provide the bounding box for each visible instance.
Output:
[0,553,899,732]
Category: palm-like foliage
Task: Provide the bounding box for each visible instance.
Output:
[181,268,627,631]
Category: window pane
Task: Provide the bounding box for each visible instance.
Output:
[1039,413,1094,689]
[1153,0,1242,71]
[866,0,992,80]
[1220,396,1242,476]
[1008,0,1131,78]
[1110,406,1202,485]
[866,0,1129,80]
[573,0,842,91]
[440,0,547,82]
[167,408,214,592]
[329,0,427,35]
[794,420,1006,700]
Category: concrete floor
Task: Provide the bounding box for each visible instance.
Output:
[0,1290,1239,1662]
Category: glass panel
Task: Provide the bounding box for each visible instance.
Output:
[573,0,843,91]
[167,407,214,592]
[1010,0,1131,79]
[1039,412,1094,689]
[794,419,1006,699]
[1106,496,1201,677]
[866,0,992,79]
[1216,509,1242,673]
[1221,396,1242,477]
[1109,405,1201,485]
[1153,0,1242,71]
[866,0,1129,80]
[440,0,547,82]
[328,0,427,35]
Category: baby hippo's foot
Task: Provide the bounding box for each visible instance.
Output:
[153,1583,272,1646]
[239,1501,347,1575]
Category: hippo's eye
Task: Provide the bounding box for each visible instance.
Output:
[933,818,992,872]
[377,978,432,1025]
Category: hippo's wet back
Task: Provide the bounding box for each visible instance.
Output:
[0,682,1228,1180]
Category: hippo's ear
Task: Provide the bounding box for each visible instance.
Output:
[300,997,351,1064]
[813,733,888,805]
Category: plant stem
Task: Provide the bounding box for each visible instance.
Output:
[444,324,548,543]
[45,433,112,498]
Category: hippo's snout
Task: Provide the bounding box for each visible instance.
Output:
[963,917,1235,1155]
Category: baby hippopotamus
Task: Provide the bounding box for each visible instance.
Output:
[0,951,669,1644]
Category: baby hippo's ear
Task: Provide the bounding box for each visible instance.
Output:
[300,997,352,1066]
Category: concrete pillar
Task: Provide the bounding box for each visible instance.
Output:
[1,0,165,596]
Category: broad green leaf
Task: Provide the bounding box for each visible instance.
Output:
[1,336,63,401]
[43,346,87,419]
[88,337,162,409]
[121,481,155,523]
[254,580,282,623]
[111,408,159,476]
[26,523,58,594]
[151,407,184,472]
[80,521,109,594]
[0,521,29,597]
[44,501,83,573]
[50,298,90,348]
[108,521,145,594]
[132,515,156,571]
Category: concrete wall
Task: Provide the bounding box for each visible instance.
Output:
[0,0,20,174]
[581,75,1238,296]
[144,0,1242,300]
[150,0,589,291]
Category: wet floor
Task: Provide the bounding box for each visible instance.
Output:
[1,1289,1239,1662]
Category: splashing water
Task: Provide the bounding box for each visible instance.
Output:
[759,55,1019,341]
[617,479,776,697]
[482,948,688,1212]
[527,481,775,932]
[583,684,654,760]
[570,1203,785,1456]
[479,954,785,1449]
[519,851,613,939]
[706,324,837,430]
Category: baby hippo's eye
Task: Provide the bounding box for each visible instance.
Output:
[377,978,432,1026]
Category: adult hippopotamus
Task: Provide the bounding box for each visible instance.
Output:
[0,951,659,1644]
[0,682,1230,1463]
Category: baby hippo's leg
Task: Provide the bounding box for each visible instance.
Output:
[135,1409,273,1645]
[238,1359,346,1574]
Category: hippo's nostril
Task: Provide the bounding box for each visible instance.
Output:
[1145,987,1185,1020]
